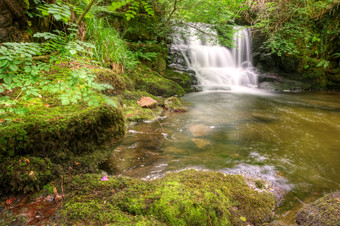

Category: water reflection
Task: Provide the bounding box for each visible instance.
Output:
[103,91,340,202]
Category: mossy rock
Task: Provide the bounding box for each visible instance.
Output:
[93,68,134,95]
[164,70,195,92]
[0,102,126,194]
[51,170,276,225]
[120,90,163,122]
[164,96,188,112]
[129,66,185,97]
[149,55,167,74]
[296,191,340,225]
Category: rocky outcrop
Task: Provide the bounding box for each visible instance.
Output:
[258,73,311,92]
[296,191,340,225]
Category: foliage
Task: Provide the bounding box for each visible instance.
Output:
[37,2,72,23]
[84,17,138,69]
[159,0,248,46]
[109,0,155,21]
[249,0,340,71]
[0,27,114,117]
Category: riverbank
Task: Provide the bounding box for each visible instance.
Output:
[1,169,277,225]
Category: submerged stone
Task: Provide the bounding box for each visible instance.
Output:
[189,124,213,137]
[191,138,211,149]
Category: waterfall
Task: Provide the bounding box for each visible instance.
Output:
[171,25,258,91]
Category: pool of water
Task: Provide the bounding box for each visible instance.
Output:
[103,90,340,220]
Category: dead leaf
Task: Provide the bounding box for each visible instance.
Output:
[0,119,5,123]
[74,161,80,165]
[24,158,30,164]
[44,103,50,108]
[5,197,15,205]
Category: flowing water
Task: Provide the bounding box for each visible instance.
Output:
[170,26,257,91]
[103,26,340,221]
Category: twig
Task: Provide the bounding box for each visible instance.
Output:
[14,90,23,102]
[61,175,64,197]
[146,106,165,133]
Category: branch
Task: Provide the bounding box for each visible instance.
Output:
[76,0,96,26]
[32,51,61,61]
[166,0,182,23]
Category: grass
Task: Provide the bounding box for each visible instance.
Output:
[85,17,138,70]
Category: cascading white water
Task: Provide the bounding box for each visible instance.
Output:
[172,25,258,91]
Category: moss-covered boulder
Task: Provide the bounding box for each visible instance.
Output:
[164,70,195,93]
[93,68,134,95]
[0,102,126,194]
[129,67,185,97]
[296,191,340,225]
[164,96,188,112]
[50,170,276,225]
[119,90,163,122]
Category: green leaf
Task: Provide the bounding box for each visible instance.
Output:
[0,60,8,68]
[324,61,329,68]
[240,216,246,222]
[4,77,12,85]
[316,60,325,67]
[9,64,18,72]
[69,49,77,55]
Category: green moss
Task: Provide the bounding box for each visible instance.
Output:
[129,66,185,97]
[55,174,163,225]
[119,90,163,122]
[0,98,126,194]
[93,68,134,95]
[164,96,188,112]
[0,156,58,194]
[296,191,340,225]
[163,70,195,93]
[54,170,276,225]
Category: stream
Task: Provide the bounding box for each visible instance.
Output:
[103,91,340,215]
[103,26,340,222]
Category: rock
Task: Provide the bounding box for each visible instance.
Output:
[188,124,213,137]
[164,96,187,112]
[296,191,340,225]
[258,73,310,92]
[191,138,211,149]
[137,97,158,108]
